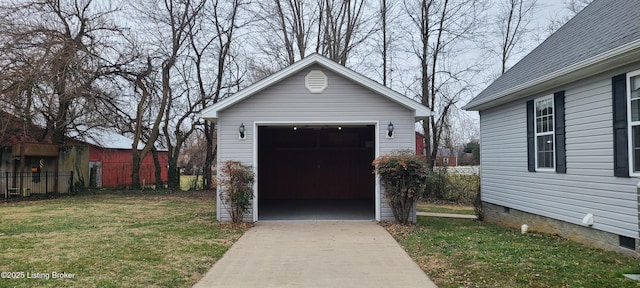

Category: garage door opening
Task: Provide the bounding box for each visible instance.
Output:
[258,125,375,220]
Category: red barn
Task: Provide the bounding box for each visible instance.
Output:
[79,131,168,188]
[415,131,425,155]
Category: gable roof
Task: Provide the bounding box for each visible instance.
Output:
[464,0,640,111]
[200,53,432,121]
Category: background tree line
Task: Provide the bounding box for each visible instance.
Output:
[0,0,590,189]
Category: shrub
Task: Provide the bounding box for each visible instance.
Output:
[422,167,447,199]
[444,172,480,204]
[219,161,255,223]
[422,168,480,205]
[373,151,429,224]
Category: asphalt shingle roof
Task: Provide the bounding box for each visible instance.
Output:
[464,0,640,110]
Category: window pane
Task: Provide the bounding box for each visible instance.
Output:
[535,98,554,134]
[635,148,640,173]
[632,99,640,122]
[631,75,640,99]
[537,135,554,168]
[543,135,553,150]
[634,126,640,172]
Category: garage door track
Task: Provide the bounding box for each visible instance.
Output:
[193,221,437,288]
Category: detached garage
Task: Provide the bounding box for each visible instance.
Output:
[201,54,431,222]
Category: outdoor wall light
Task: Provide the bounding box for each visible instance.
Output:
[387,122,394,138]
[293,126,297,131]
[239,123,246,139]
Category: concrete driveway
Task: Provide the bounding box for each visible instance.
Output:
[193,221,437,288]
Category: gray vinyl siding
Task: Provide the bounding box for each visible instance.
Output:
[216,64,415,222]
[480,65,640,239]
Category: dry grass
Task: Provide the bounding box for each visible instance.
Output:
[0,191,247,288]
[416,201,475,215]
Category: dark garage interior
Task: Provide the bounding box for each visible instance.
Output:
[258,125,375,220]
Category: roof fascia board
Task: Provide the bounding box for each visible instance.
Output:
[200,54,432,120]
[465,39,640,111]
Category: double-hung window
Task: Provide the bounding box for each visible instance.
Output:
[527,92,565,173]
[628,70,640,175]
[535,96,554,170]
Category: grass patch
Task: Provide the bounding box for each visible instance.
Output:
[179,175,214,191]
[180,175,203,191]
[384,216,640,288]
[416,202,475,215]
[0,191,247,288]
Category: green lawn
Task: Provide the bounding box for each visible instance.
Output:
[0,191,246,288]
[384,216,640,288]
[417,202,476,215]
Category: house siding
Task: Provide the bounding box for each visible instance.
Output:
[480,63,640,239]
[217,64,415,222]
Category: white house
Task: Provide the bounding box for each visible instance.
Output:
[464,0,640,255]
[201,54,431,222]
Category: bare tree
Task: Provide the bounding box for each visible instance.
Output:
[179,130,207,175]
[129,57,161,188]
[564,0,592,14]
[494,0,537,74]
[318,0,376,65]
[125,0,206,189]
[274,0,316,64]
[380,0,389,85]
[166,0,245,190]
[547,0,593,34]
[250,0,375,68]
[250,0,320,69]
[0,0,133,144]
[405,0,484,169]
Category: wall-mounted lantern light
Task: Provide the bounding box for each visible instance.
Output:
[387,122,394,138]
[239,123,246,139]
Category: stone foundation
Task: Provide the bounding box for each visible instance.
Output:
[483,202,639,257]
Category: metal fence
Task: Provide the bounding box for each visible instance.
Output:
[2,171,74,199]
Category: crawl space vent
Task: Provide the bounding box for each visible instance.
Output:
[305,70,328,93]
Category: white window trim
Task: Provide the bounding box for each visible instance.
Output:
[534,95,555,171]
[627,69,640,176]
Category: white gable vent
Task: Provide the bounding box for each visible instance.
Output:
[305,70,328,93]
